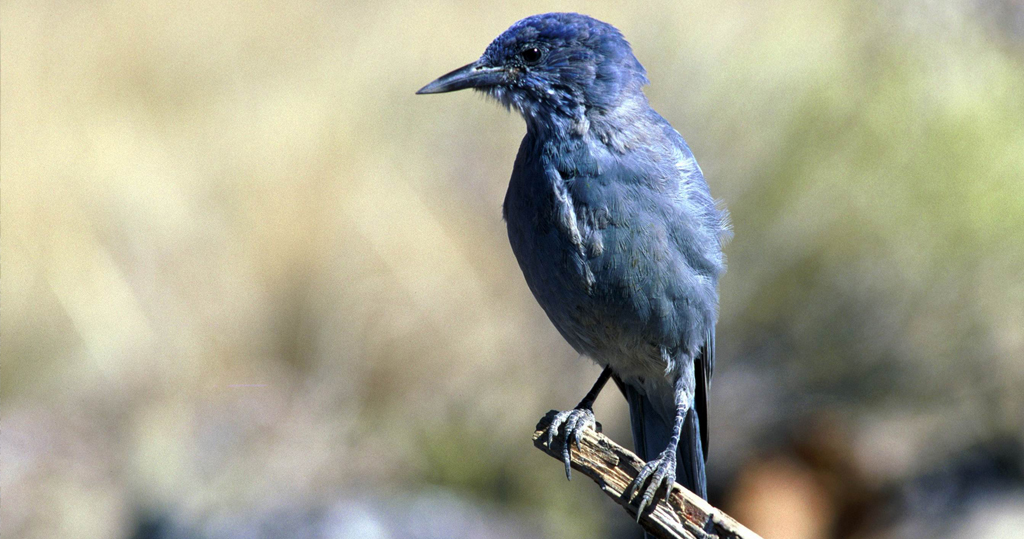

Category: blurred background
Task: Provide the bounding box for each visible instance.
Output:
[3,0,1023,538]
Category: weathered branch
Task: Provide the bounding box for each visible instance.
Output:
[533,411,763,539]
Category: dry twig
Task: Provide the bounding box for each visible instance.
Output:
[534,411,764,539]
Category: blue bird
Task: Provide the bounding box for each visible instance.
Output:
[418,13,729,516]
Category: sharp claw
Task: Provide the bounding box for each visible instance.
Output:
[562,443,572,480]
[636,474,656,520]
[563,416,578,445]
[547,408,599,482]
[626,464,649,502]
[636,497,648,521]
[628,451,678,521]
[641,476,662,516]
[547,411,566,448]
[546,408,602,484]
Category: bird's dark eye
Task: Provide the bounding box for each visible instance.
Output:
[520,47,542,65]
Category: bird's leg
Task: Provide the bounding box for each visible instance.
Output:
[626,368,693,519]
[546,366,612,480]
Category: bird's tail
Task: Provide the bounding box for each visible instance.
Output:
[623,384,707,500]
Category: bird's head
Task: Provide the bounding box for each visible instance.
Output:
[417,13,649,130]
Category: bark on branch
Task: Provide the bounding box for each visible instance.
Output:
[533,410,763,539]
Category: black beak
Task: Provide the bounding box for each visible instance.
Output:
[416,61,506,95]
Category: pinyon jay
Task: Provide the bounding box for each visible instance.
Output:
[418,12,730,517]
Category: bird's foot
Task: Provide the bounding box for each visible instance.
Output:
[626,448,678,520]
[545,407,598,480]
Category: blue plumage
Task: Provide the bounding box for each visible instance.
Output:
[418,12,729,515]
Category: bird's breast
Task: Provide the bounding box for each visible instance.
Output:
[504,158,599,302]
[505,159,670,371]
